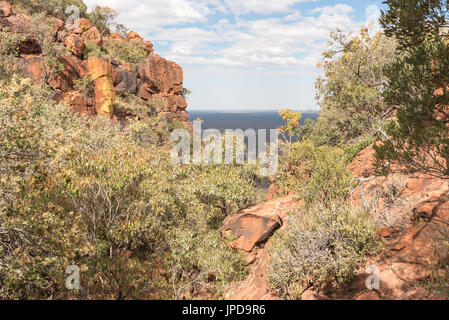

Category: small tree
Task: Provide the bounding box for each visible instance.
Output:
[89,5,118,36]
[314,27,397,146]
[374,0,449,179]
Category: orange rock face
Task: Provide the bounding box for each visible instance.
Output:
[19,55,46,84]
[48,55,88,91]
[64,34,86,58]
[62,91,91,114]
[137,54,188,121]
[73,18,93,34]
[0,1,12,17]
[126,31,143,42]
[82,26,102,46]
[87,56,115,116]
[109,33,125,41]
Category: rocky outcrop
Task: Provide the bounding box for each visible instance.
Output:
[0,12,42,55]
[223,214,282,252]
[299,145,449,300]
[126,31,143,42]
[64,34,86,58]
[224,198,301,300]
[62,90,93,115]
[87,56,115,116]
[0,1,11,17]
[138,54,188,121]
[2,0,188,122]
[113,64,137,95]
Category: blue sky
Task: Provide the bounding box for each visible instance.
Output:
[84,0,385,110]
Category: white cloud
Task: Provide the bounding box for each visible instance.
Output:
[84,0,212,33]
[222,0,315,15]
[310,4,354,15]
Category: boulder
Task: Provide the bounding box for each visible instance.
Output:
[109,33,125,41]
[0,1,11,17]
[48,55,88,91]
[0,13,32,33]
[62,90,91,114]
[126,31,143,42]
[143,40,154,55]
[138,54,184,94]
[19,55,46,84]
[113,66,137,94]
[72,17,93,34]
[82,26,102,46]
[64,34,86,58]
[87,56,115,116]
[223,213,282,252]
[46,17,64,36]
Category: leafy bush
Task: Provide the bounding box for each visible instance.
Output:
[0,75,258,299]
[10,0,88,19]
[276,140,351,204]
[267,200,381,299]
[313,27,396,146]
[0,30,23,80]
[342,134,377,163]
[86,38,147,67]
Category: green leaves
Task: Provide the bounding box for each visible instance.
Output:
[374,29,449,178]
[314,28,397,146]
[277,140,350,205]
[267,200,381,299]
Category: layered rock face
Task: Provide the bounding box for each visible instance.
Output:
[138,54,188,121]
[87,56,115,116]
[0,1,189,123]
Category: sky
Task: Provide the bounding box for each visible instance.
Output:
[84,0,385,111]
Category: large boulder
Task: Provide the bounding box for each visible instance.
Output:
[87,56,115,116]
[113,66,137,94]
[72,17,92,34]
[48,55,88,91]
[138,54,184,94]
[0,13,32,33]
[64,34,86,58]
[82,26,102,46]
[223,213,282,252]
[62,90,92,114]
[126,31,143,42]
[19,55,46,84]
[0,1,11,17]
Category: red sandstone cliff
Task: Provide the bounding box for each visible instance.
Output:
[0,1,189,125]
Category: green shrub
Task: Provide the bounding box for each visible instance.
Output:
[10,0,88,19]
[342,134,377,163]
[277,140,351,204]
[314,28,396,146]
[0,76,257,299]
[267,200,381,299]
[86,38,147,67]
